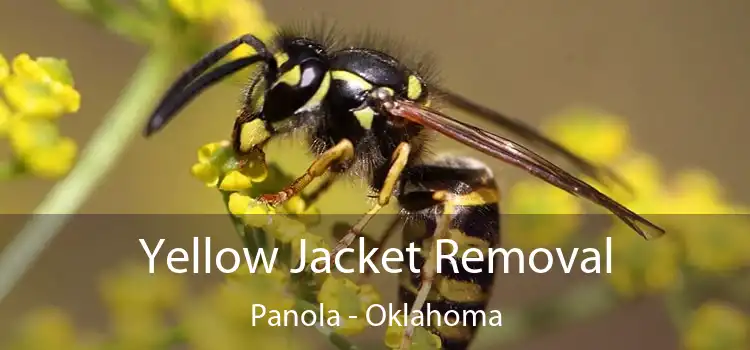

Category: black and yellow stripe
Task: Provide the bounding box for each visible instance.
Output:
[398,157,500,350]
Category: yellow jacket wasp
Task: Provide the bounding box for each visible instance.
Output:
[144,25,665,350]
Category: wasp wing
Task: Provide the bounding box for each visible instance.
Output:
[433,87,632,193]
[384,98,665,239]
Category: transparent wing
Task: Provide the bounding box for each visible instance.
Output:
[383,98,665,239]
[434,86,633,193]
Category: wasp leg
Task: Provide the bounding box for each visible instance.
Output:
[329,142,412,258]
[259,139,355,205]
[357,216,403,284]
[399,200,455,350]
[301,172,341,208]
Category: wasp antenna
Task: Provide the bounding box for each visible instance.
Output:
[144,34,276,137]
[144,56,268,136]
[433,86,635,195]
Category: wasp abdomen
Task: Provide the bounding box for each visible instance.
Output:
[398,156,500,350]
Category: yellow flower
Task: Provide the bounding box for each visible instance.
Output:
[219,0,278,59]
[385,324,443,350]
[678,214,750,273]
[190,141,267,189]
[642,169,750,272]
[197,141,227,162]
[168,0,227,23]
[597,153,665,211]
[7,118,78,178]
[684,301,748,350]
[219,170,253,191]
[183,269,299,350]
[507,180,583,215]
[0,53,80,180]
[12,54,74,84]
[542,108,631,164]
[666,170,732,214]
[0,98,12,135]
[605,226,681,297]
[100,264,185,322]
[213,272,295,325]
[4,54,80,118]
[505,180,583,249]
[226,192,276,227]
[317,276,381,335]
[227,192,252,216]
[292,232,330,271]
[282,195,322,225]
[191,162,220,187]
[0,54,8,85]
[23,136,77,178]
[283,196,307,215]
[267,215,308,243]
[227,263,289,284]
[12,308,80,350]
[98,264,184,349]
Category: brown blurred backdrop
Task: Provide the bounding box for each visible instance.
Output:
[0,0,748,349]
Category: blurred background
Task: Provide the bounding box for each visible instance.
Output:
[0,0,748,349]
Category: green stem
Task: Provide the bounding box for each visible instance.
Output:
[0,50,174,304]
[0,158,24,180]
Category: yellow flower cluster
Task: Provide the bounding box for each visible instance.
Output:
[191,141,319,218]
[505,180,584,249]
[385,324,443,350]
[168,0,277,58]
[185,268,299,350]
[317,276,382,335]
[517,108,750,297]
[191,141,268,190]
[0,53,80,179]
[604,226,681,297]
[100,264,184,349]
[5,308,96,350]
[4,262,305,350]
[190,140,388,340]
[684,301,748,350]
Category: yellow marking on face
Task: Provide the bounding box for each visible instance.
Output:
[407,75,423,100]
[331,70,373,90]
[353,107,376,129]
[275,65,301,87]
[274,52,290,66]
[299,72,330,111]
[239,119,270,152]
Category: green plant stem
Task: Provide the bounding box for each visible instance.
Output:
[0,50,173,304]
[0,158,24,180]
